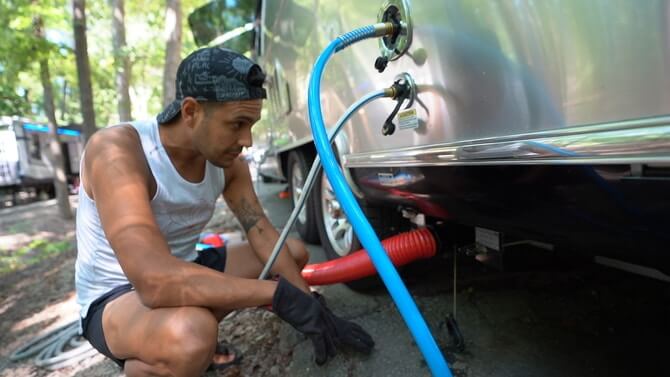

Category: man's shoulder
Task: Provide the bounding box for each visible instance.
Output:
[87,123,141,155]
[84,123,148,174]
[83,122,154,197]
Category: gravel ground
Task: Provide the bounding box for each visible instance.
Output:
[0,196,293,377]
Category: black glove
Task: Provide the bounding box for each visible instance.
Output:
[272,277,374,365]
[272,277,337,364]
[312,291,375,355]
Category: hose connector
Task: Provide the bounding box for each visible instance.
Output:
[390,77,412,100]
[373,22,397,38]
[382,73,415,136]
[372,20,402,73]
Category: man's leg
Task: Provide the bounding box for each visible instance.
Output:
[103,292,218,377]
[100,238,308,377]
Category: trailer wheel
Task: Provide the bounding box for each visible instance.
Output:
[287,150,320,243]
[315,168,359,259]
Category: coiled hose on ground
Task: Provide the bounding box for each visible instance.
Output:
[10,320,97,369]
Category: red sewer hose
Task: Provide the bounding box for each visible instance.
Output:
[302,228,438,286]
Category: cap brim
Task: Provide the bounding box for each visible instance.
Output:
[156,100,182,124]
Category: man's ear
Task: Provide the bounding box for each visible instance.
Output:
[181,97,201,128]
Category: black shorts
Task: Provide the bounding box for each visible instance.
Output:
[81,246,227,368]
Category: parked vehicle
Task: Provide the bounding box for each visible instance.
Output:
[0,116,83,204]
[188,0,670,281]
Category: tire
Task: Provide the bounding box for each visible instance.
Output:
[287,150,320,244]
[314,167,407,291]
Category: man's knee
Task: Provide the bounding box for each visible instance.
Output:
[163,307,218,368]
[287,238,310,268]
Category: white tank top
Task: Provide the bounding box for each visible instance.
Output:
[75,119,225,319]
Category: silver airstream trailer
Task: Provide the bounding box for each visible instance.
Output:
[189,0,670,281]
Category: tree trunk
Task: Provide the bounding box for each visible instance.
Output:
[73,0,97,142]
[33,15,73,220]
[110,0,132,122]
[162,0,182,107]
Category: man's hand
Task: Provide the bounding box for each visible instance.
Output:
[311,291,375,355]
[272,277,374,365]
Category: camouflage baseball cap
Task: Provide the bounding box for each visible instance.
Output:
[157,47,267,124]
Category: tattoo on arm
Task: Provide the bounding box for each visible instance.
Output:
[235,197,265,233]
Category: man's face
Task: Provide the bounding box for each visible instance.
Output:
[192,99,262,168]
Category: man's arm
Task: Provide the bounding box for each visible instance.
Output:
[220,156,376,364]
[85,126,276,309]
[223,157,310,293]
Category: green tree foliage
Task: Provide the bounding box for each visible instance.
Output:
[1,0,79,123]
[0,0,207,127]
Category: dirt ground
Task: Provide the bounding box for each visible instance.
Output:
[0,196,292,377]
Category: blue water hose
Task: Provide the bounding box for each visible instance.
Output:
[308,25,452,377]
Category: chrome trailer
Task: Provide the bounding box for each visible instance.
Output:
[190,0,670,280]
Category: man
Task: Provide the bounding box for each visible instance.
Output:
[75,47,373,377]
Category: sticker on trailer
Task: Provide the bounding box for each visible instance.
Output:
[377,172,416,187]
[378,172,395,186]
[476,227,501,251]
[398,108,419,130]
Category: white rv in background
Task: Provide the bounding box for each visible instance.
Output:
[0,116,83,205]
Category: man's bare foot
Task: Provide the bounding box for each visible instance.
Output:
[208,342,242,371]
[212,352,236,364]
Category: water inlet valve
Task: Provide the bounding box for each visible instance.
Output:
[382,72,416,136]
[374,0,412,72]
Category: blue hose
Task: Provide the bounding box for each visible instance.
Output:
[308,25,452,377]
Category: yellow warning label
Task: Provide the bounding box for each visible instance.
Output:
[398,108,418,130]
